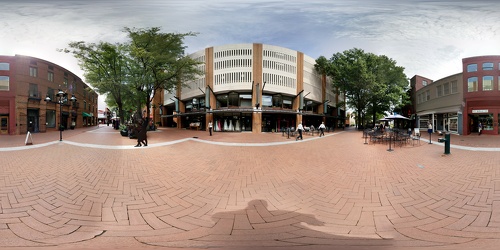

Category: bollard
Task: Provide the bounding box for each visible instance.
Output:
[444,133,450,154]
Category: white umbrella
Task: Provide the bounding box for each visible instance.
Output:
[385,114,409,120]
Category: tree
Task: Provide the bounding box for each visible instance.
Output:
[124,27,203,125]
[61,41,130,125]
[316,48,408,128]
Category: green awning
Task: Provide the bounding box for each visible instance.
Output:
[82,112,92,117]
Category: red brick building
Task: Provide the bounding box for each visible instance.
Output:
[0,55,98,135]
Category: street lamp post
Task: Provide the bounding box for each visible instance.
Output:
[45,89,76,141]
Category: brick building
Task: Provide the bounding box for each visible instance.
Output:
[0,55,98,135]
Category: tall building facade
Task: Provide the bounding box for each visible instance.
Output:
[0,55,98,135]
[414,55,500,135]
[156,43,345,133]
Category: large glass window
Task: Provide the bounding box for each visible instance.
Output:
[272,95,282,108]
[46,110,56,128]
[468,77,478,92]
[0,76,9,91]
[482,62,494,70]
[283,97,293,109]
[478,114,493,131]
[216,94,228,108]
[225,92,238,107]
[0,63,9,70]
[239,94,252,107]
[467,64,477,72]
[262,95,272,107]
[483,76,493,91]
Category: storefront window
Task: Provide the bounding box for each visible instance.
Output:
[449,117,458,133]
[478,114,493,130]
[46,110,56,128]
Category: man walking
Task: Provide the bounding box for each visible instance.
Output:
[319,122,325,137]
[296,122,303,141]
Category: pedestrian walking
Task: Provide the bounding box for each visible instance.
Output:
[135,119,148,147]
[208,121,213,136]
[478,122,483,135]
[319,122,325,137]
[296,122,303,141]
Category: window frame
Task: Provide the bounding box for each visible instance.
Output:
[482,76,493,91]
[468,77,478,92]
[467,64,478,72]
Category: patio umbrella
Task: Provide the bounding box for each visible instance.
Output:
[384,114,409,120]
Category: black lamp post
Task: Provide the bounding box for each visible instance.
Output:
[45,89,76,141]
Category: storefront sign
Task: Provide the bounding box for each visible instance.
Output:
[472,109,488,113]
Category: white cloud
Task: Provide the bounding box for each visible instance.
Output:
[2,0,500,109]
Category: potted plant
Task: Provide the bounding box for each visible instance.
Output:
[119,124,128,137]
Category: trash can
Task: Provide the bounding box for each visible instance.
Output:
[444,133,450,154]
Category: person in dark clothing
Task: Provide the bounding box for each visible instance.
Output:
[135,119,148,147]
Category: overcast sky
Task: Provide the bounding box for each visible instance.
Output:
[2,0,500,109]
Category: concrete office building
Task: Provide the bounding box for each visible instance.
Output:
[156,43,345,133]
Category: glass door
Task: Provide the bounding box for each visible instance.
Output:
[0,116,8,134]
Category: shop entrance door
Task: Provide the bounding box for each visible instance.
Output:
[0,116,8,134]
[27,109,40,133]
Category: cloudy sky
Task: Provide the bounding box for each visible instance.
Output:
[2,0,500,108]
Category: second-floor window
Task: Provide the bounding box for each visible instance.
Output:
[29,83,38,97]
[443,82,450,95]
[468,77,478,92]
[29,67,38,77]
[48,72,54,82]
[436,85,443,97]
[483,76,493,91]
[0,76,9,91]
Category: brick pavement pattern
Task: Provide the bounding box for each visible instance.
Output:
[2,126,500,250]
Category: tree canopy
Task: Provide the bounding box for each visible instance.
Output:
[316,48,409,128]
[61,27,203,125]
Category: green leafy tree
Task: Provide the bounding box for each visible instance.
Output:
[61,42,130,124]
[124,27,203,125]
[316,48,408,128]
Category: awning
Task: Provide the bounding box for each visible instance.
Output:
[82,112,92,117]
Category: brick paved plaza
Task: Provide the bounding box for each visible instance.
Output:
[2,126,500,250]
